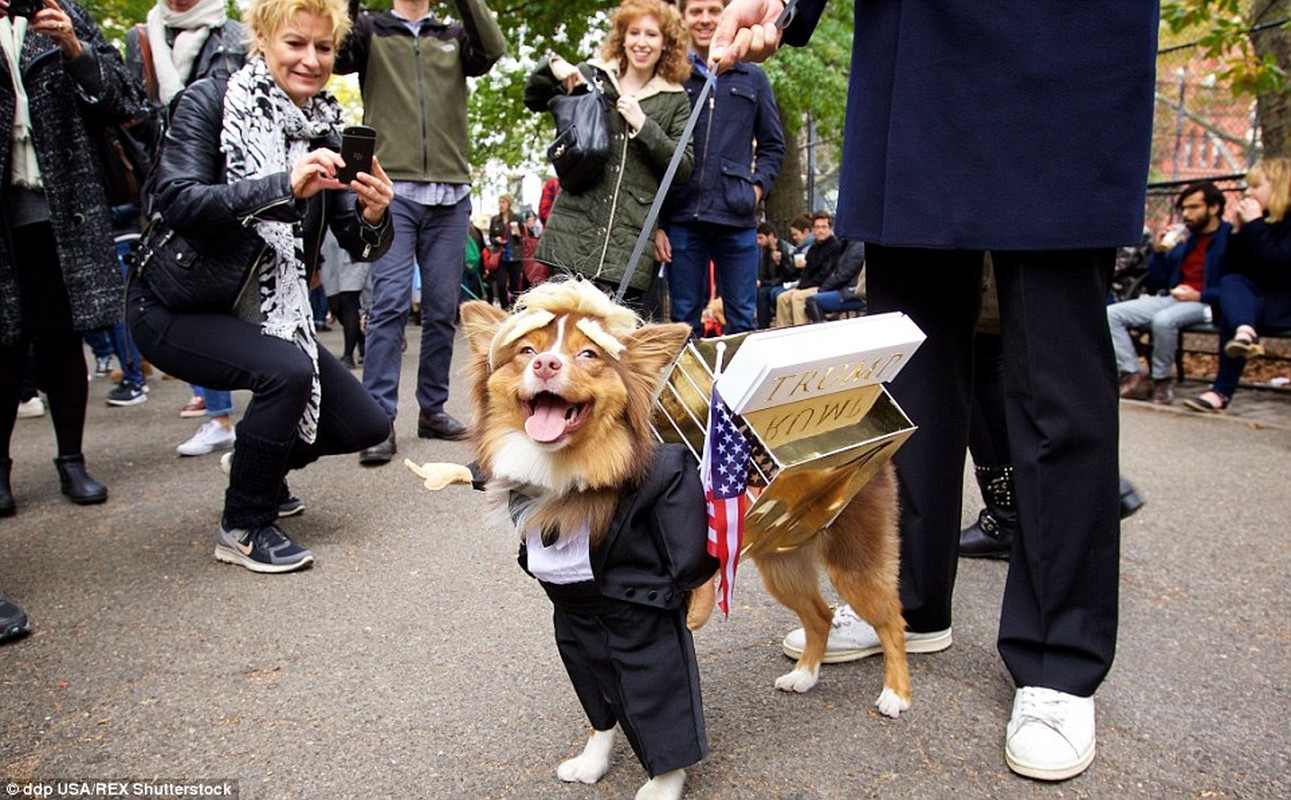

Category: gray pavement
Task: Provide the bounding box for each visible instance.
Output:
[2,327,1289,799]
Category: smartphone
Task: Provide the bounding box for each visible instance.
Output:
[6,0,45,19]
[336,126,377,184]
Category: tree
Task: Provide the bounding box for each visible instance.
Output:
[78,0,853,206]
[1163,0,1291,157]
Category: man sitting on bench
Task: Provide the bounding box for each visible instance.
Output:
[1107,181,1231,405]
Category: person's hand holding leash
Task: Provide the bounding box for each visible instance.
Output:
[709,0,786,72]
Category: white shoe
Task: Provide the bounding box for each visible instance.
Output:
[176,420,236,457]
[782,604,952,663]
[17,396,45,419]
[220,450,234,475]
[1005,686,1096,781]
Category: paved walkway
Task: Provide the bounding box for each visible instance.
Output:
[2,328,1288,799]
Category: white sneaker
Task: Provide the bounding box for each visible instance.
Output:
[781,604,952,663]
[1005,686,1096,781]
[176,420,236,457]
[220,450,234,475]
[17,396,45,419]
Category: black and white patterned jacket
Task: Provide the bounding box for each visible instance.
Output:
[0,2,145,344]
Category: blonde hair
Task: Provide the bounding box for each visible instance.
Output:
[1247,157,1291,224]
[487,277,640,370]
[245,0,352,57]
[601,0,692,85]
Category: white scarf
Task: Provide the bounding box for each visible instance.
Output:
[221,58,342,444]
[0,17,41,190]
[146,0,228,103]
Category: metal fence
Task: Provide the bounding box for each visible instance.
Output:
[1145,26,1279,228]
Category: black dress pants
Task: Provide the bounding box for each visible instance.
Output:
[867,245,1120,697]
[545,583,707,778]
[128,280,388,527]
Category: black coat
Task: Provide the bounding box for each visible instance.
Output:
[798,234,842,290]
[146,77,392,280]
[787,1,1157,250]
[818,239,865,294]
[519,444,718,611]
[0,2,146,343]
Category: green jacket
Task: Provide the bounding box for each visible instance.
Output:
[526,57,693,294]
[336,0,506,184]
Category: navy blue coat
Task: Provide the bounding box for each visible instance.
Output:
[1146,221,1232,305]
[663,58,785,228]
[786,1,1158,250]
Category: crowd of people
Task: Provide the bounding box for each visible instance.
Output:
[2,0,1289,790]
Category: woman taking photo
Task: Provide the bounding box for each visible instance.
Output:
[524,0,692,309]
[1,0,144,515]
[128,0,394,573]
[1184,158,1291,413]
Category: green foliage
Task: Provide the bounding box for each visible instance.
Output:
[78,0,851,178]
[469,0,851,176]
[1162,0,1289,96]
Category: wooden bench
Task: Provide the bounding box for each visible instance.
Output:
[1130,322,1291,381]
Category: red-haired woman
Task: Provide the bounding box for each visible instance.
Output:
[525,0,693,311]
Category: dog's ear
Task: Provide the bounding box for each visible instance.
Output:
[623,322,691,391]
[459,301,508,359]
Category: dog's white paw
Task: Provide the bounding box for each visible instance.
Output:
[875,686,910,718]
[556,729,614,784]
[635,768,685,800]
[774,664,820,693]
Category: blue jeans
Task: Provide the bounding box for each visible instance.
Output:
[808,290,867,320]
[1106,294,1209,379]
[362,194,469,420]
[110,235,145,386]
[194,385,235,416]
[664,222,758,336]
[1211,273,1291,398]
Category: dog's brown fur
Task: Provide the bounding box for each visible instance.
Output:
[750,463,911,714]
[460,279,910,715]
[458,280,691,547]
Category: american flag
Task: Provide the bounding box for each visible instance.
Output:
[700,385,751,616]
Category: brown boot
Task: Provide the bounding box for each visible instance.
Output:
[1152,377,1174,405]
[1119,372,1151,400]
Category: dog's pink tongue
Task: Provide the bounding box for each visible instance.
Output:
[526,397,574,443]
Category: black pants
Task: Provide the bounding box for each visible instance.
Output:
[1,224,91,461]
[867,245,1120,697]
[128,280,388,528]
[968,332,1009,468]
[545,583,707,778]
[329,291,364,363]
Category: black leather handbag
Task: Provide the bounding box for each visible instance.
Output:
[133,213,266,313]
[546,76,610,195]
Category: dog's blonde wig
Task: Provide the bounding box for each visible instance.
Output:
[487,278,641,370]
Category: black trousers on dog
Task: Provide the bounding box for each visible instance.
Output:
[543,581,707,777]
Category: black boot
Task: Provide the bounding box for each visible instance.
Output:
[959,464,1017,560]
[1,457,14,517]
[54,454,108,505]
[1119,475,1145,520]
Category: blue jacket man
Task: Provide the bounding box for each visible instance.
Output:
[1148,222,1232,309]
[1111,182,1231,403]
[658,0,785,337]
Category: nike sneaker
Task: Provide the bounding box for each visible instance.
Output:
[215,522,314,573]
